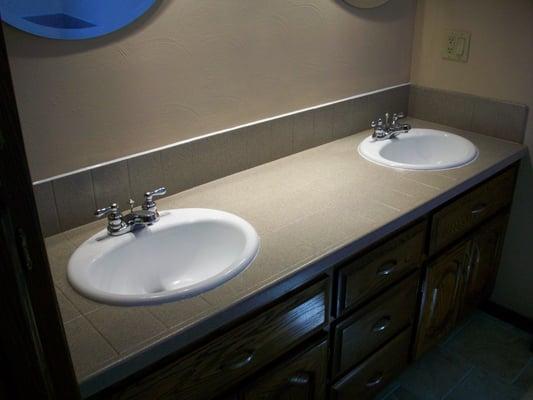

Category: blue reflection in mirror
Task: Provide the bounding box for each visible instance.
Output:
[0,0,156,40]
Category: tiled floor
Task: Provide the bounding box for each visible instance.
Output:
[378,312,533,400]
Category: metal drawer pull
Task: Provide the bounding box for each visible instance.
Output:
[471,203,488,215]
[288,372,311,386]
[222,351,255,370]
[372,316,392,332]
[377,260,397,276]
[366,372,384,387]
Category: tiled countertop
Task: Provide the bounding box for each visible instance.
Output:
[45,119,527,397]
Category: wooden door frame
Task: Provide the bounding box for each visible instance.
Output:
[0,22,80,399]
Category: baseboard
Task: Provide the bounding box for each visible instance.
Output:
[482,301,533,334]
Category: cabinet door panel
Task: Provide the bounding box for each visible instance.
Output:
[461,213,509,319]
[415,242,469,358]
[243,340,328,400]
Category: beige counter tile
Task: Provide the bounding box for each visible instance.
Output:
[148,296,212,330]
[56,288,80,323]
[64,316,118,379]
[86,307,166,355]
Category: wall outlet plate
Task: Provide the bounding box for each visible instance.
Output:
[442,30,471,62]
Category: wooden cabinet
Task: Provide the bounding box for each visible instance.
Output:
[333,272,419,377]
[242,340,328,400]
[331,328,411,400]
[414,241,469,359]
[336,221,426,315]
[460,212,509,320]
[110,279,328,400]
[429,166,516,255]
[416,211,511,359]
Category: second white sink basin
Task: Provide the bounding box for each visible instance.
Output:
[358,128,478,170]
[67,209,260,306]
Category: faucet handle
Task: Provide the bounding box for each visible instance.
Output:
[128,199,136,214]
[371,118,384,129]
[95,203,121,219]
[392,112,405,121]
[142,187,167,212]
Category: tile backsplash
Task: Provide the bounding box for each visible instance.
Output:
[34,85,410,236]
[33,84,528,237]
[409,85,529,143]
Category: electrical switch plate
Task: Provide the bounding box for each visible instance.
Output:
[442,30,471,62]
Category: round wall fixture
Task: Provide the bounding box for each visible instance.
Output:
[0,0,157,40]
[343,0,391,8]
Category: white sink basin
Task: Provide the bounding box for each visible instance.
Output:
[358,128,478,170]
[67,209,260,306]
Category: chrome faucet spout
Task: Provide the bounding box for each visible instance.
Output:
[370,112,411,141]
[95,186,166,236]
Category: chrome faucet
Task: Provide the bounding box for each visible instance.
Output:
[95,187,167,236]
[371,112,411,140]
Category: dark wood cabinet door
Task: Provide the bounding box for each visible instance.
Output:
[461,213,509,318]
[242,340,328,400]
[414,241,469,358]
[109,280,327,400]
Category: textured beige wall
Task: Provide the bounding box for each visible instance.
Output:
[411,0,533,317]
[4,0,416,181]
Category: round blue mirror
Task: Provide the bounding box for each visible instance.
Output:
[0,0,157,40]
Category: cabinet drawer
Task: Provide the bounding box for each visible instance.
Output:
[336,221,426,315]
[243,339,328,400]
[333,272,419,378]
[332,328,411,400]
[430,166,517,255]
[111,279,328,400]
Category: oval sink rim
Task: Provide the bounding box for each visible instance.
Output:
[67,208,260,306]
[357,128,479,171]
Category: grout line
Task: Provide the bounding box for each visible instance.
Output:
[440,316,474,349]
[89,169,97,211]
[146,308,173,329]
[441,365,474,400]
[55,287,81,324]
[49,179,63,232]
[511,357,533,385]
[378,382,401,400]
[32,83,410,185]
[82,313,122,357]
[48,182,63,236]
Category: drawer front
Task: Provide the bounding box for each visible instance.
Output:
[332,328,411,400]
[112,279,328,400]
[430,166,517,255]
[333,272,419,377]
[243,339,328,400]
[337,221,426,315]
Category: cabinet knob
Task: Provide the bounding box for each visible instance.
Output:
[377,260,397,276]
[471,203,487,215]
[288,372,311,386]
[366,372,384,387]
[372,316,392,332]
[222,350,255,370]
